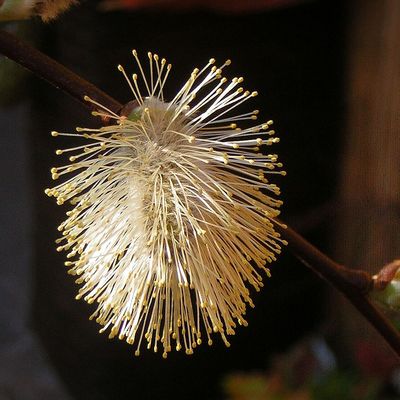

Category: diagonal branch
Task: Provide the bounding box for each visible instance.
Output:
[0,29,121,114]
[276,223,400,357]
[1,28,400,358]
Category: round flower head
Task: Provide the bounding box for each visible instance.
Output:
[46,51,286,357]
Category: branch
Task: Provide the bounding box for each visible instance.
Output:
[0,29,121,115]
[2,28,400,358]
[276,223,400,357]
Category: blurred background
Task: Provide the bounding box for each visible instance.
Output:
[1,0,400,399]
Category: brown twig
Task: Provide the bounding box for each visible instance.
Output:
[1,28,400,358]
[0,29,121,115]
[276,224,400,357]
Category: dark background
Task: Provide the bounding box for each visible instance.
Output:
[2,0,348,399]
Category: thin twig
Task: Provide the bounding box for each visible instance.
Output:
[1,28,400,358]
[276,224,400,357]
[0,29,121,115]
